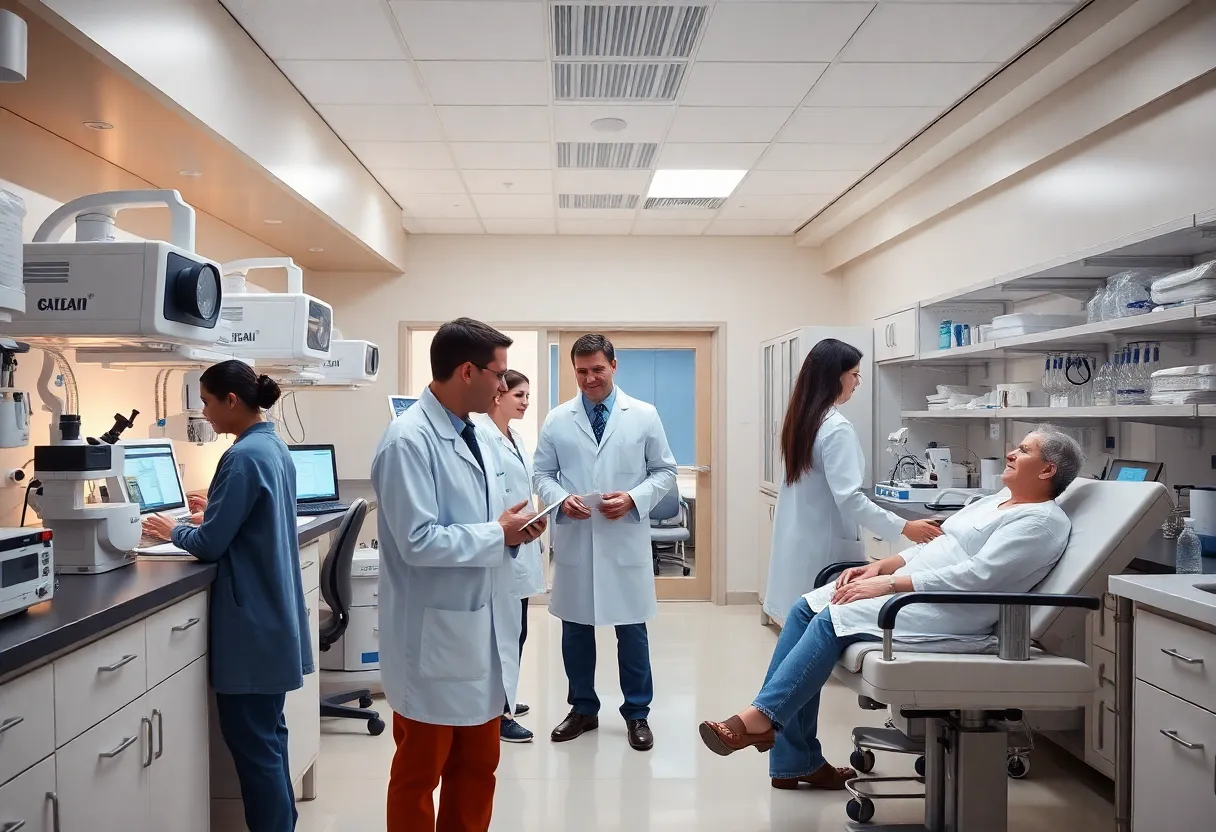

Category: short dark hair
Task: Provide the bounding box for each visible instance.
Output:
[199,360,282,411]
[570,333,615,364]
[430,318,513,381]
[503,369,529,390]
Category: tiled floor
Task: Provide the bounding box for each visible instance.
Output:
[299,603,1115,831]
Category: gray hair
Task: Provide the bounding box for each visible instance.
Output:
[1032,424,1085,497]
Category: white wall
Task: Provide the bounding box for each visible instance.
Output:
[299,235,840,595]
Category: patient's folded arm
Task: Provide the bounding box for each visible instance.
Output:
[875,592,1101,661]
[814,560,869,589]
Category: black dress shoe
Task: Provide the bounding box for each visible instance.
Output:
[550,709,599,742]
[514,702,530,717]
[627,718,654,751]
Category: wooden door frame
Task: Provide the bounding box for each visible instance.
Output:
[398,320,728,605]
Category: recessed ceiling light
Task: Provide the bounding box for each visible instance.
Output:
[648,170,747,199]
[178,169,202,178]
[308,247,324,253]
[591,117,627,133]
[83,121,113,131]
[263,219,283,225]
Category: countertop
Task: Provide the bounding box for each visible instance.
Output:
[0,480,379,681]
[1109,573,1216,628]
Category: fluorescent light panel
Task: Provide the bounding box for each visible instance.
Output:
[647,169,746,199]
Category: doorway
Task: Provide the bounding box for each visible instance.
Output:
[555,330,715,602]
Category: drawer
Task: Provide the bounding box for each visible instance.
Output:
[1092,592,1117,653]
[1133,680,1216,830]
[1135,610,1216,714]
[1090,682,1117,765]
[145,591,209,689]
[1092,645,1117,690]
[57,693,151,832]
[300,549,320,595]
[863,533,889,562]
[0,755,57,832]
[54,620,147,747]
[0,663,54,786]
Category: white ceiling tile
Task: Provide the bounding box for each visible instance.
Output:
[276,60,425,105]
[778,106,939,145]
[416,61,549,106]
[656,143,768,169]
[704,219,800,236]
[757,143,890,171]
[553,170,652,194]
[222,0,406,60]
[316,104,443,142]
[632,219,711,236]
[803,63,1000,108]
[552,106,674,143]
[735,170,859,196]
[461,169,553,194]
[376,169,467,196]
[841,3,1075,63]
[482,218,556,234]
[556,208,638,220]
[399,193,478,219]
[719,194,831,219]
[638,208,720,221]
[349,142,454,170]
[558,220,636,236]
[680,63,828,107]
[697,3,873,62]
[389,1,547,60]
[407,218,485,234]
[666,106,794,144]
[450,142,552,169]
[472,193,554,218]
[436,106,551,141]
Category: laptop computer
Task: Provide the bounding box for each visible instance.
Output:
[290,444,350,516]
[123,439,193,550]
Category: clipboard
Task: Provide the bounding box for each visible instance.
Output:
[521,500,563,530]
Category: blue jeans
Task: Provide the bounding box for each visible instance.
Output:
[562,620,653,720]
[754,599,877,779]
[215,692,297,832]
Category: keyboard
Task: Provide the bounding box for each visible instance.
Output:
[296,502,350,517]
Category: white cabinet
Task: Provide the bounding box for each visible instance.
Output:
[0,756,57,832]
[0,663,55,786]
[57,693,151,832]
[1133,679,1216,829]
[54,618,147,747]
[286,587,322,786]
[757,491,776,610]
[874,308,918,363]
[147,658,210,832]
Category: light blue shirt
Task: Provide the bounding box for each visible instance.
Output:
[582,387,617,422]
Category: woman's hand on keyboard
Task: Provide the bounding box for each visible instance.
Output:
[142,514,175,542]
[188,494,208,513]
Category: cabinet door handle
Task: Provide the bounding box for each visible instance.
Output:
[1160,648,1204,665]
[142,716,153,767]
[889,323,895,347]
[1097,663,1113,687]
[45,792,60,832]
[1,820,27,832]
[301,560,315,570]
[153,708,164,759]
[1160,729,1205,750]
[171,617,201,632]
[0,715,24,734]
[99,734,139,759]
[98,653,138,672]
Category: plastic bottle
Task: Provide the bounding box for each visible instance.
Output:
[1177,518,1202,574]
[1130,343,1148,404]
[1114,350,1128,405]
[1093,360,1114,406]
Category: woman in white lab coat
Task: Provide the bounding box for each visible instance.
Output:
[477,370,546,744]
[762,338,943,622]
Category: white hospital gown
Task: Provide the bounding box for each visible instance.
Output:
[803,490,1071,642]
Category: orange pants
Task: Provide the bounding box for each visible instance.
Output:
[387,713,501,832]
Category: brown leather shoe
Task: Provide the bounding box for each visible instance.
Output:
[771,762,857,791]
[551,710,599,743]
[698,716,775,756]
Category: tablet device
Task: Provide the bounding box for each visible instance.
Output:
[521,500,563,530]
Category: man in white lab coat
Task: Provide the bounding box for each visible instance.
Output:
[533,334,678,752]
[372,318,546,832]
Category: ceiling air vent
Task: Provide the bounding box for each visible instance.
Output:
[558,194,641,210]
[554,61,685,101]
[557,142,658,169]
[644,197,726,210]
[552,4,708,58]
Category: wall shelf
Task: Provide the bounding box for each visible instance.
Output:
[901,405,1201,426]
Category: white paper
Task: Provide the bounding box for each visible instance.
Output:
[581,492,604,507]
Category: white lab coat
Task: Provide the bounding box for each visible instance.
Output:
[533,390,677,626]
[763,408,907,621]
[473,414,546,599]
[372,388,522,726]
[803,490,1071,641]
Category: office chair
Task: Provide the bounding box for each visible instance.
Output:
[650,488,691,577]
[318,498,386,736]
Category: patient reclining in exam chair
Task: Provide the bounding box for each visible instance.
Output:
[696,426,1081,790]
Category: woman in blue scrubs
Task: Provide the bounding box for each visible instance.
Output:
[143,360,310,832]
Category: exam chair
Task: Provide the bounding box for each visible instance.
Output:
[318,498,386,736]
[650,488,691,577]
[822,479,1170,830]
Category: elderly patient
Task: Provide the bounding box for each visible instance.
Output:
[700,426,1083,790]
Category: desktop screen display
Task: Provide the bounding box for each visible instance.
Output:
[389,395,418,419]
[124,443,186,514]
[1115,467,1150,482]
[290,446,339,503]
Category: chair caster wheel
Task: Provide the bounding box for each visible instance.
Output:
[850,749,875,773]
[1007,755,1029,779]
[359,695,374,709]
[915,755,926,777]
[846,797,875,823]
[368,717,386,736]
[682,566,691,576]
[653,564,660,576]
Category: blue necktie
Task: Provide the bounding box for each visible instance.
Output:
[591,403,608,444]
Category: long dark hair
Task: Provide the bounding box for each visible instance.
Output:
[781,338,863,486]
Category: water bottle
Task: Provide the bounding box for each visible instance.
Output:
[1114,350,1128,405]
[1094,360,1115,406]
[1130,343,1147,404]
[1177,518,1202,574]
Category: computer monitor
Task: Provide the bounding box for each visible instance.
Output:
[289,444,340,505]
[121,440,187,516]
[388,395,418,419]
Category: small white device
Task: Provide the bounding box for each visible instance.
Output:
[0,338,31,448]
[0,528,54,620]
[220,257,333,370]
[277,334,378,389]
[149,370,216,445]
[13,190,226,351]
[388,395,418,419]
[521,499,563,530]
[923,446,955,490]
